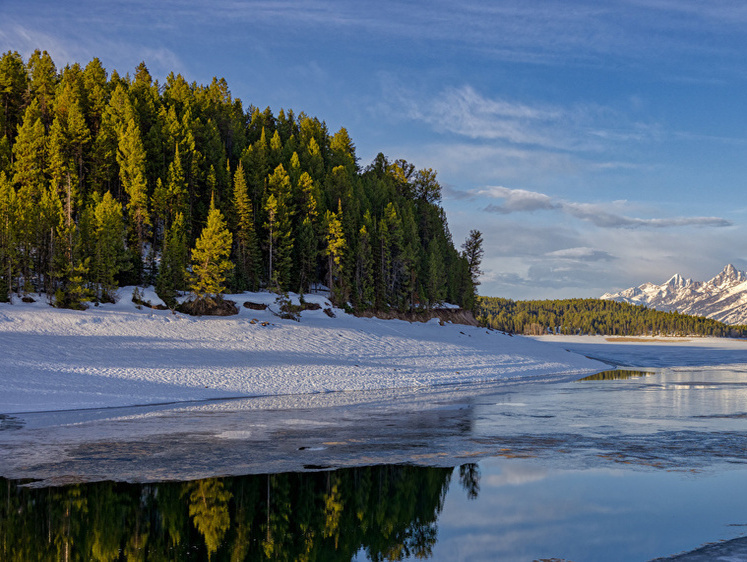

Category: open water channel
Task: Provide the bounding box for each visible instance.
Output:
[2,342,747,560]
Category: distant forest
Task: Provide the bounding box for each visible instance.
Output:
[478,297,747,338]
[0,50,483,310]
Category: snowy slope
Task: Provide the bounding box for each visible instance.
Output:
[0,288,604,414]
[601,264,747,325]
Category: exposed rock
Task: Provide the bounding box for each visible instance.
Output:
[601,264,747,325]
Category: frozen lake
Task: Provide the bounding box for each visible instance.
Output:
[2,337,747,560]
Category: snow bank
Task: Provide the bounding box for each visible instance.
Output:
[0,289,604,414]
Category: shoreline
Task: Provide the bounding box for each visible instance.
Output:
[0,287,605,415]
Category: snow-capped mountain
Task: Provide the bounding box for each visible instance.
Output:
[601,264,747,325]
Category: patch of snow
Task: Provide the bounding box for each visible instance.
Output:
[0,289,604,414]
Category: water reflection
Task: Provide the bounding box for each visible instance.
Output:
[5,366,747,560]
[1,463,480,561]
[576,369,654,381]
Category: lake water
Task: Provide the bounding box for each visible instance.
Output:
[3,363,747,560]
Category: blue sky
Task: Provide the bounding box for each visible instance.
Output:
[3,0,747,299]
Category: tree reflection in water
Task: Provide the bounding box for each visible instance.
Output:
[1,463,481,560]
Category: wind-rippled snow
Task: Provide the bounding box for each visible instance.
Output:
[0,288,604,414]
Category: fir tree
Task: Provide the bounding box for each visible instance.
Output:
[0,51,29,140]
[0,172,17,300]
[93,191,126,301]
[354,214,375,308]
[264,164,293,289]
[324,205,346,304]
[117,118,151,273]
[156,211,188,307]
[231,161,260,291]
[190,195,233,303]
[462,229,484,287]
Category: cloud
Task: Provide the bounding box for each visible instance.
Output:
[545,247,616,262]
[481,186,732,229]
[481,186,560,213]
[408,86,566,148]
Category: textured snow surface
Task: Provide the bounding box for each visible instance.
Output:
[0,288,604,414]
[601,264,747,325]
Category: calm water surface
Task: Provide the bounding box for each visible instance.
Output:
[3,365,747,561]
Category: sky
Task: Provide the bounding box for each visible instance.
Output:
[3,0,747,299]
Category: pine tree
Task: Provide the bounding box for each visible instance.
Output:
[324,205,346,304]
[190,195,233,303]
[296,216,317,293]
[329,127,357,172]
[156,211,188,307]
[231,161,259,291]
[93,191,126,301]
[264,164,293,289]
[264,193,278,287]
[0,51,29,140]
[26,49,57,128]
[462,229,484,287]
[355,214,375,308]
[426,238,446,307]
[117,118,151,271]
[0,172,17,300]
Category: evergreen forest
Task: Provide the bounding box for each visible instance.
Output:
[478,297,747,337]
[0,464,481,561]
[0,50,480,311]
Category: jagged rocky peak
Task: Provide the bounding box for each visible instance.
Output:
[665,273,690,288]
[709,264,747,286]
[600,264,747,325]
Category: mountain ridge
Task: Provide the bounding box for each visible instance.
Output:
[601,264,747,325]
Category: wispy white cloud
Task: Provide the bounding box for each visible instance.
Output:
[480,186,732,229]
[545,247,616,262]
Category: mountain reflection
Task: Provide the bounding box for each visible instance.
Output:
[1,463,479,561]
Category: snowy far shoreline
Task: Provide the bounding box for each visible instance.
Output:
[0,287,606,415]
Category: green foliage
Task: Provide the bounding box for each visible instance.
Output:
[0,51,475,311]
[190,196,233,301]
[156,211,188,307]
[478,296,747,337]
[230,161,260,291]
[92,191,126,301]
[323,206,346,304]
[0,464,457,561]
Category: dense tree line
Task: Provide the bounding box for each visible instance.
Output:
[0,50,479,311]
[0,463,480,561]
[478,297,747,337]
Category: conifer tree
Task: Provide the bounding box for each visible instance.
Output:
[324,204,346,303]
[329,127,357,172]
[26,49,57,128]
[296,216,317,293]
[117,118,151,270]
[355,213,375,308]
[153,145,188,235]
[0,51,29,140]
[190,195,233,302]
[462,229,484,288]
[231,161,259,291]
[0,172,17,300]
[426,238,446,307]
[93,191,126,301]
[264,192,279,287]
[264,164,293,289]
[156,211,188,307]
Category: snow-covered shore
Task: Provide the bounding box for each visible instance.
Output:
[0,288,605,414]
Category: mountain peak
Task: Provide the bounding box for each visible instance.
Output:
[600,264,747,325]
[709,264,746,286]
[665,273,690,288]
